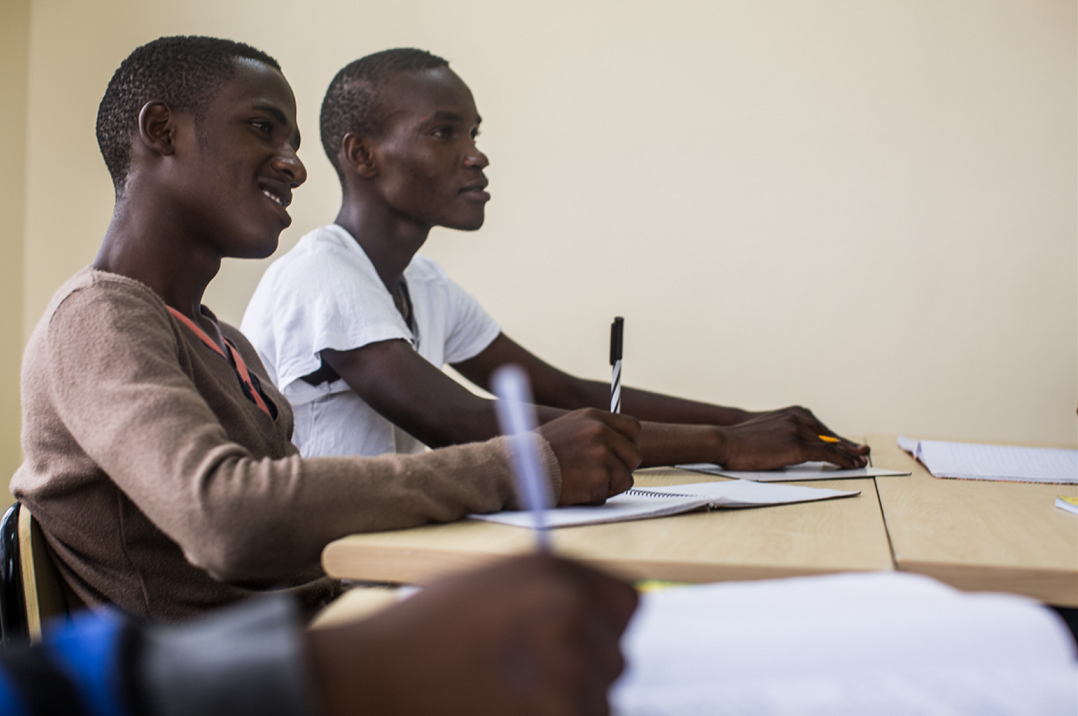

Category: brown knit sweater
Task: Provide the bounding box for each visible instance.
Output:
[12,268,561,620]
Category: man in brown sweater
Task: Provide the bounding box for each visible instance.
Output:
[11,36,641,621]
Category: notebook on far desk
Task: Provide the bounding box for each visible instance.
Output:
[898,436,1078,484]
[469,480,860,529]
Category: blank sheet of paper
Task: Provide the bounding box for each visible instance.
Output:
[612,572,1078,715]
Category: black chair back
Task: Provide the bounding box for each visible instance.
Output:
[0,504,28,645]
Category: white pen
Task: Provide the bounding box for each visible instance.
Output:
[491,364,553,552]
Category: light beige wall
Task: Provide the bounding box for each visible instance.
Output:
[19,0,1078,450]
[1,0,30,500]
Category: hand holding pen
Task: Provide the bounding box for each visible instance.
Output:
[493,365,640,527]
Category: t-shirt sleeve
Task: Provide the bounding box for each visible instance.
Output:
[431,268,502,366]
[247,247,414,392]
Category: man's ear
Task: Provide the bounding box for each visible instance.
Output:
[137,101,177,157]
[340,133,378,179]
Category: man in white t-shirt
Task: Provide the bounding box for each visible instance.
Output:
[242,48,870,470]
[244,222,499,456]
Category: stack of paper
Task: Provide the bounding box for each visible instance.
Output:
[1056,496,1078,515]
[678,461,910,482]
[612,572,1078,715]
[898,436,1078,484]
[469,480,859,529]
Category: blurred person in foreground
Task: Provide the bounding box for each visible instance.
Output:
[0,554,637,716]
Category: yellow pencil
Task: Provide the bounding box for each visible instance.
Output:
[818,435,839,443]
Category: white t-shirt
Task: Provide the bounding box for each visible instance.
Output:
[241,224,501,457]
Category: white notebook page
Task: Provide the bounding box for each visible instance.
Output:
[469,480,858,529]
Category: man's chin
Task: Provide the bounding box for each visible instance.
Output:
[447,214,486,232]
[233,236,281,260]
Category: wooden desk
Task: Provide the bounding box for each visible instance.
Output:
[310,586,400,630]
[323,436,1078,605]
[322,468,894,585]
[868,434,1078,607]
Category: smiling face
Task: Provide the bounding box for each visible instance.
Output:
[367,67,489,231]
[169,58,306,259]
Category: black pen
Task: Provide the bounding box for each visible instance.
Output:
[610,317,623,413]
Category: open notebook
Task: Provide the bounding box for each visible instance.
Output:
[469,480,859,529]
[612,572,1077,715]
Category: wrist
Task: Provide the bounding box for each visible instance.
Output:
[708,425,731,466]
[533,433,563,503]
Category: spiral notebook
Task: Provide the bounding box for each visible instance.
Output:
[469,480,859,529]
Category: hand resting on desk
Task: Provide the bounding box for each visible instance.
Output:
[308,554,639,716]
[712,405,869,470]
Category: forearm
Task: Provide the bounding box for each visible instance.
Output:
[381,394,502,448]
[363,374,571,448]
[624,386,752,425]
[540,377,751,426]
[328,340,570,448]
[380,393,563,448]
[159,436,559,582]
[637,422,726,468]
[460,336,748,425]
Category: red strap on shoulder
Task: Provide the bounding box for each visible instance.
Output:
[167,306,272,418]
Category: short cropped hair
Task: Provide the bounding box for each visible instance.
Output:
[320,48,449,180]
[96,35,280,192]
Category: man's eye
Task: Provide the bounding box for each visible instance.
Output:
[252,121,272,134]
[432,127,451,138]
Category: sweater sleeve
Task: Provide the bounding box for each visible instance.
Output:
[42,278,562,583]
